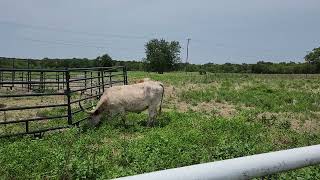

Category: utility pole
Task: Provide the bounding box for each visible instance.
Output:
[186,38,191,64]
[185,38,191,74]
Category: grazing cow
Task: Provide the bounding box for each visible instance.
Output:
[79,80,164,127]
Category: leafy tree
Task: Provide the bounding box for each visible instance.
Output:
[305,47,320,64]
[305,47,320,72]
[144,39,181,74]
[98,54,113,67]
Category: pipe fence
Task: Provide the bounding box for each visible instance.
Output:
[0,66,128,137]
[115,144,320,180]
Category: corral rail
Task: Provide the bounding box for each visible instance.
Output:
[0,66,128,137]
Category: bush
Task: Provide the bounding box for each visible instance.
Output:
[199,70,207,75]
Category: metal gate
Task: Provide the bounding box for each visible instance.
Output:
[0,66,128,137]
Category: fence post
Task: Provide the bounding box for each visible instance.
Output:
[84,71,87,90]
[21,72,24,88]
[109,71,112,87]
[101,69,105,92]
[27,61,31,91]
[43,72,46,91]
[97,71,101,98]
[0,71,3,88]
[12,59,15,88]
[27,70,30,91]
[62,73,65,90]
[40,71,44,92]
[123,66,128,85]
[90,71,93,96]
[65,70,72,125]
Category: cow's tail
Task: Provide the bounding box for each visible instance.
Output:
[79,91,94,114]
[159,83,165,114]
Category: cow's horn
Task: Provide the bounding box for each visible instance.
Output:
[79,91,94,114]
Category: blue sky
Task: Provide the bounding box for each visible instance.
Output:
[0,0,319,64]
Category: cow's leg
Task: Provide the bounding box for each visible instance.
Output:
[121,114,126,127]
[118,109,127,127]
[147,106,157,127]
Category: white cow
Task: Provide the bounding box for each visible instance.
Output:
[79,80,164,126]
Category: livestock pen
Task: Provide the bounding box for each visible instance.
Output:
[0,66,128,137]
[1,71,320,179]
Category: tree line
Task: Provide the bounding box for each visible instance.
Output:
[1,39,319,74]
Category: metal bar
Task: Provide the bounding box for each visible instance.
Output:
[25,121,29,133]
[72,117,88,125]
[69,76,100,82]
[0,92,65,98]
[70,93,102,104]
[12,59,15,88]
[27,69,31,91]
[70,85,100,93]
[109,71,112,87]
[0,71,2,88]
[0,68,67,72]
[0,125,71,138]
[123,66,128,85]
[66,70,72,125]
[97,71,101,98]
[68,66,124,71]
[72,104,94,115]
[68,73,123,83]
[114,144,320,180]
[0,81,66,84]
[90,71,93,96]
[0,103,68,112]
[0,115,69,125]
[57,72,59,90]
[40,72,44,92]
[62,72,65,90]
[84,71,87,90]
[21,72,24,88]
[101,70,105,92]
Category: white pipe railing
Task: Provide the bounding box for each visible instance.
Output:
[114,144,320,180]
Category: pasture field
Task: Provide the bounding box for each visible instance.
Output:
[0,72,320,179]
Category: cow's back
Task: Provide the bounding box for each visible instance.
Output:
[104,81,163,112]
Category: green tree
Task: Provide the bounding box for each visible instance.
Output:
[305,47,320,72]
[305,47,320,64]
[144,39,181,74]
[98,54,113,67]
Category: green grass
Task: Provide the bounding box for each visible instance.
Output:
[0,71,320,179]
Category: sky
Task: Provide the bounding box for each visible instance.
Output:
[0,0,319,64]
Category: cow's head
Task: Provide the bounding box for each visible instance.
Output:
[88,110,102,126]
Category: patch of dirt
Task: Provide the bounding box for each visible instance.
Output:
[119,133,144,141]
[257,112,320,134]
[174,101,189,112]
[173,100,237,118]
[291,119,320,134]
[161,84,237,118]
[164,85,177,99]
[213,102,237,117]
[183,82,219,91]
[0,95,66,122]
